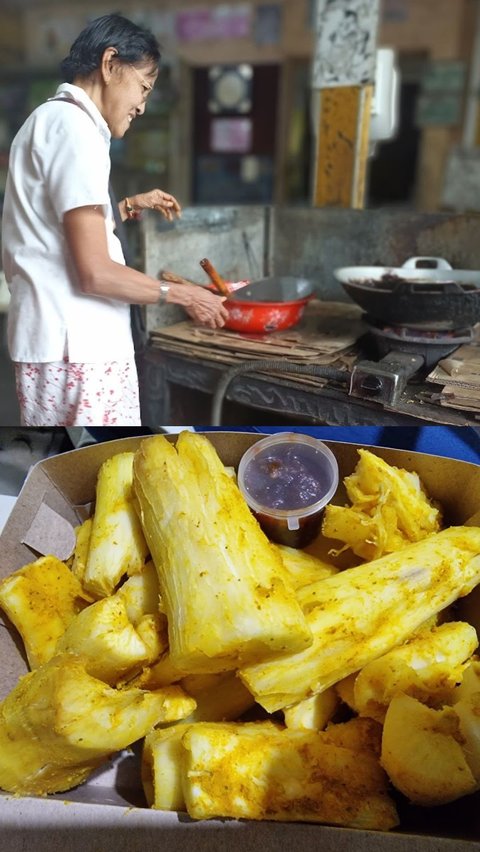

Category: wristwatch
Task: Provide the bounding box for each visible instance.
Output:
[158,283,171,303]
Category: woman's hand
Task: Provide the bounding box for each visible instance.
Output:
[164,282,229,329]
[123,189,182,221]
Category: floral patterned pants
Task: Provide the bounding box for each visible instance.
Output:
[14,358,141,427]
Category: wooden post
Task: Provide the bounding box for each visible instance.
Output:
[463,0,480,147]
[311,0,380,209]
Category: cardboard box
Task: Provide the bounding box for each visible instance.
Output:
[1,431,480,852]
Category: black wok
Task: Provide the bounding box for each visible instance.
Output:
[334,257,480,329]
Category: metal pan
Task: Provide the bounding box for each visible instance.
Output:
[229,276,315,303]
[334,257,480,329]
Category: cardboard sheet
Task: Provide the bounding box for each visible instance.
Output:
[21,503,76,561]
[427,343,480,413]
[149,301,363,388]
[149,300,365,364]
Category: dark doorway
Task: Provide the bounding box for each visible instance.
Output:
[367,54,425,207]
[367,81,421,206]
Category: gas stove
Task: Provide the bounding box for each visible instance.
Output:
[349,316,475,407]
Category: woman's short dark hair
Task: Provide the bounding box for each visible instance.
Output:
[60,13,161,82]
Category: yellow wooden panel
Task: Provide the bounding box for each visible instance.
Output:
[475,100,480,147]
[312,85,372,209]
[353,84,374,209]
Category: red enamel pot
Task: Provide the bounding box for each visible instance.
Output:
[210,276,315,334]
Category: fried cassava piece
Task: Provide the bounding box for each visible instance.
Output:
[83,451,149,598]
[142,720,399,830]
[0,652,196,795]
[239,526,480,711]
[322,448,441,560]
[132,432,312,673]
[353,621,478,722]
[381,692,478,806]
[0,555,91,669]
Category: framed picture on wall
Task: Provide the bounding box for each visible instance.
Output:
[210,118,253,153]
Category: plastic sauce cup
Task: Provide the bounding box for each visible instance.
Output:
[237,433,339,548]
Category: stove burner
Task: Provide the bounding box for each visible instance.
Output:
[362,314,473,369]
[350,316,474,407]
[364,315,474,348]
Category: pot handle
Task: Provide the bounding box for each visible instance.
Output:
[402,256,453,270]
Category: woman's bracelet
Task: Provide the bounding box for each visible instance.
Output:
[125,197,141,221]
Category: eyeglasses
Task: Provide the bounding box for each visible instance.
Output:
[129,64,154,95]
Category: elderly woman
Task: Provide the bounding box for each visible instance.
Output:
[1,13,227,427]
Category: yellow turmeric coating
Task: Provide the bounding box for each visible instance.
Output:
[181,721,398,830]
[0,555,90,669]
[240,526,480,712]
[83,452,150,598]
[132,432,312,673]
[0,652,196,796]
[322,449,441,560]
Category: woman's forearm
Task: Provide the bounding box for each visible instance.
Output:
[63,206,226,328]
[64,205,163,303]
[79,259,165,304]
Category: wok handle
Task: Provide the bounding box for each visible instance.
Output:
[402,256,453,270]
[199,258,230,296]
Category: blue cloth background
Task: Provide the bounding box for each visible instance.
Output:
[87,426,480,463]
[198,426,480,464]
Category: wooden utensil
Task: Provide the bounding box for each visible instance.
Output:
[199,258,231,296]
[159,269,201,287]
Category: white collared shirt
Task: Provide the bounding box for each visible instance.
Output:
[2,83,134,363]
